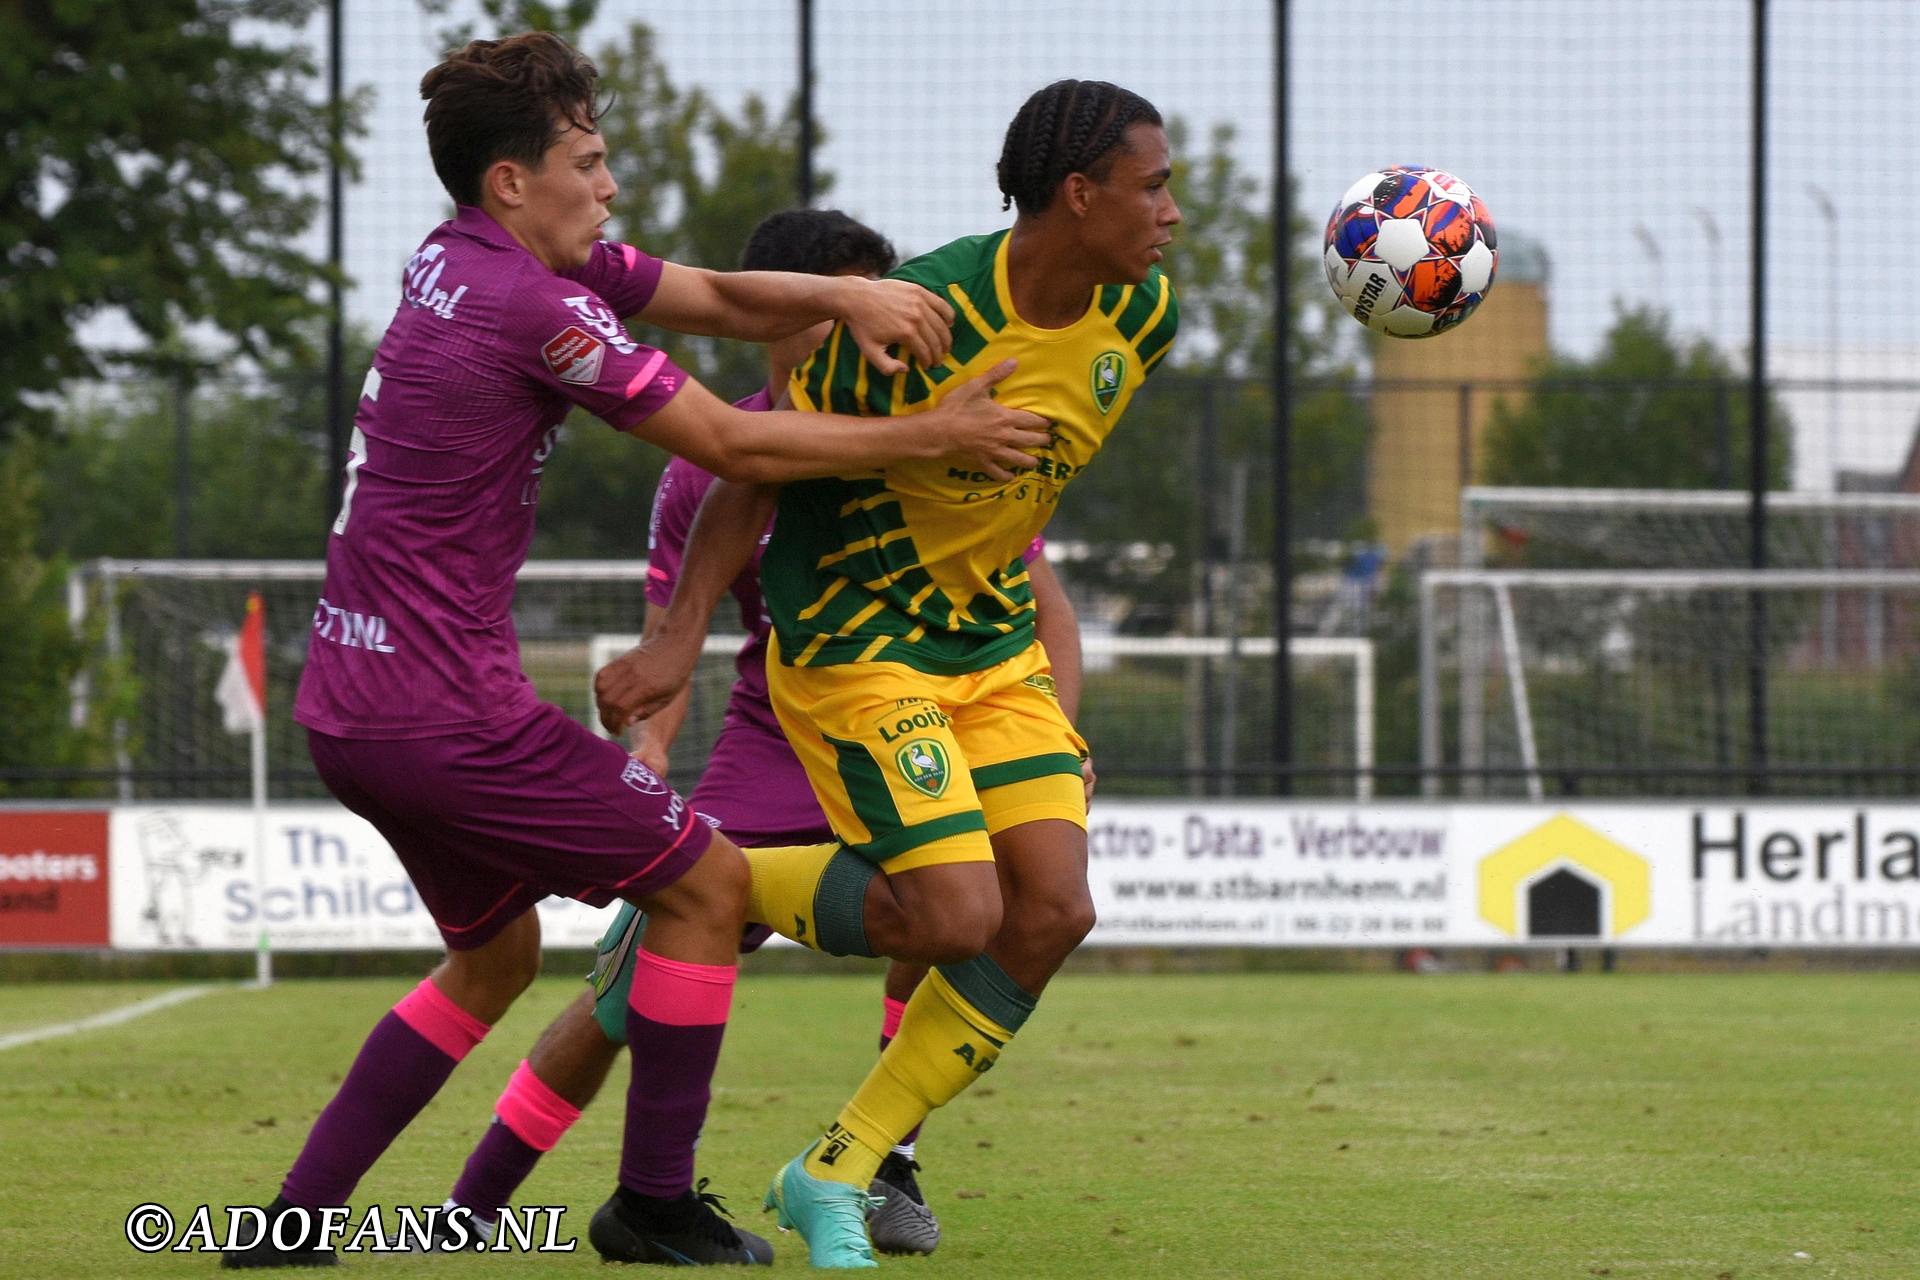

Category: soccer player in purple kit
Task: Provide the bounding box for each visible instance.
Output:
[433,208,1088,1262]
[219,33,1048,1270]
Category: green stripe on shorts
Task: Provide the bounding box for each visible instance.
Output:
[825,732,903,838]
[970,752,1084,792]
[847,809,989,866]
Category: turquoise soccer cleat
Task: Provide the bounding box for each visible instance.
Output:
[763,1149,882,1269]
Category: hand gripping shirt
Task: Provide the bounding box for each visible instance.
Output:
[294,206,686,739]
[645,388,1050,742]
[769,229,1176,675]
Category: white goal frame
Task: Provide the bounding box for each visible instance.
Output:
[1453,488,1920,797]
[1419,567,1920,800]
[592,632,1377,798]
[1461,484,1920,535]
[64,560,1375,799]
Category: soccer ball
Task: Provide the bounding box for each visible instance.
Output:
[1322,166,1497,338]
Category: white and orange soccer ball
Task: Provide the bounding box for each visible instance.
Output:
[1322,166,1497,338]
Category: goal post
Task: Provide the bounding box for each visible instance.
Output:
[64,559,1374,801]
[1447,487,1920,796]
[591,632,1378,799]
[1460,485,1920,573]
[1421,567,1920,798]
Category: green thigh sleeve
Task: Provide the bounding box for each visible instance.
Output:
[586,902,644,1043]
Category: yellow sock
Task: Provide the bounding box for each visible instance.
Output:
[803,967,1016,1186]
[743,842,877,956]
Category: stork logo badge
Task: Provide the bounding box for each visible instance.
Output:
[896,739,950,798]
[543,326,605,385]
[1090,350,1126,414]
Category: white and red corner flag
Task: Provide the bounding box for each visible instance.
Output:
[216,592,267,734]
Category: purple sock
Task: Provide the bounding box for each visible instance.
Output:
[620,948,736,1197]
[452,1060,582,1220]
[452,1122,542,1221]
[281,979,488,1208]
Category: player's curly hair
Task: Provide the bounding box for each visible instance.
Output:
[420,32,608,207]
[739,209,898,278]
[996,79,1163,217]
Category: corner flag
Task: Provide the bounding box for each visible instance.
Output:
[217,593,267,733]
[215,591,273,985]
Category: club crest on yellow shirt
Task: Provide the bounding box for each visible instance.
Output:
[1091,350,1126,415]
[896,739,951,798]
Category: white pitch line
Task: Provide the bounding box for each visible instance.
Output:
[0,985,219,1053]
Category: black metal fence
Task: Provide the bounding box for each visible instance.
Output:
[21,1,1920,799]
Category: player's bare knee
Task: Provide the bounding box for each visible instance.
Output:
[647,838,750,926]
[1014,884,1096,958]
[917,893,1003,964]
[874,860,999,962]
[1058,892,1097,950]
[439,925,542,1018]
[478,939,543,994]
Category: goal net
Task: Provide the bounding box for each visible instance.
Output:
[586,632,1375,798]
[67,560,652,803]
[1420,568,1920,799]
[68,560,1374,802]
[1460,485,1920,574]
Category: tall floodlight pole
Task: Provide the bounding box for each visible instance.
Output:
[326,0,346,519]
[1632,224,1664,312]
[1692,207,1723,349]
[1807,184,1844,665]
[1270,0,1294,796]
[1806,185,1839,489]
[1748,0,1770,792]
[797,0,815,205]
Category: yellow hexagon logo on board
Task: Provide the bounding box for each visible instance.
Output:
[1478,813,1651,940]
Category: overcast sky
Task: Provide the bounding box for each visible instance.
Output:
[306,0,1920,487]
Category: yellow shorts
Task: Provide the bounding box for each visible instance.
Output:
[766,642,1088,873]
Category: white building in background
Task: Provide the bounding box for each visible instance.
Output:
[1767,343,1920,493]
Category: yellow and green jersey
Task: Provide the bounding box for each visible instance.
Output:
[767,228,1178,675]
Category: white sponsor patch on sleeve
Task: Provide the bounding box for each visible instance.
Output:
[542,326,606,385]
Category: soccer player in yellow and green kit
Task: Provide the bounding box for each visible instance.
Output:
[595,78,1179,1268]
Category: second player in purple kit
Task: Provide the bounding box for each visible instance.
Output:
[643,428,829,845]
[221,32,1050,1271]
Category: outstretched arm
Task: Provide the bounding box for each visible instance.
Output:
[596,479,780,735]
[642,264,953,375]
[631,360,1047,485]
[1029,554,1082,722]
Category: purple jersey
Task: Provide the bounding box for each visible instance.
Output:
[645,389,780,739]
[644,418,1047,844]
[295,206,686,739]
[645,389,823,840]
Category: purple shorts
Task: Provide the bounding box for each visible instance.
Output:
[688,714,832,848]
[308,702,715,950]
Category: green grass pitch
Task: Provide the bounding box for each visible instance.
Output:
[2,970,1917,1278]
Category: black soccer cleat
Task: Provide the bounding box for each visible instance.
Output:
[589,1177,774,1266]
[866,1153,941,1256]
[219,1197,339,1269]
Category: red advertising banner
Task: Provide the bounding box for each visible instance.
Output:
[0,811,110,947]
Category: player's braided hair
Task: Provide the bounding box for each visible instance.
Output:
[420,32,607,207]
[739,209,898,278]
[996,80,1162,217]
